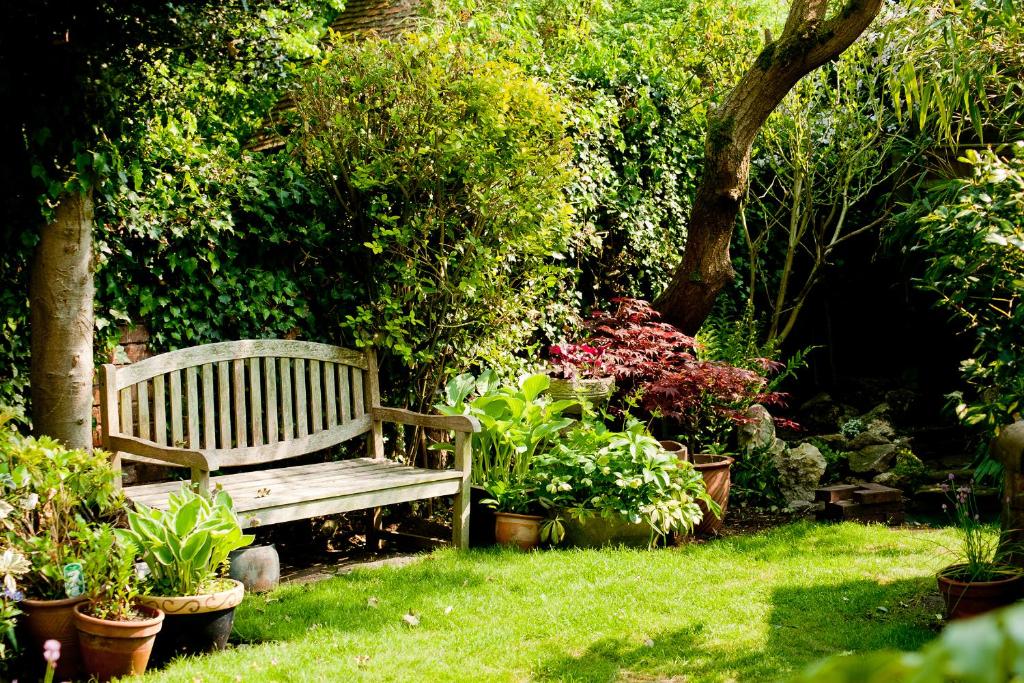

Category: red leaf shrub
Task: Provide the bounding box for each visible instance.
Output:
[553,298,788,449]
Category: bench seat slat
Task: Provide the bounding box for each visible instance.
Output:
[124,458,461,526]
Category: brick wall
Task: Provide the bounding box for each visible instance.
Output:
[92,325,153,448]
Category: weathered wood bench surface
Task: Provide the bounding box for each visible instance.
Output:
[99,340,479,547]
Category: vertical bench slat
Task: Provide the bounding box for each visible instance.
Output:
[264,357,279,444]
[279,358,294,440]
[352,368,365,419]
[202,364,216,449]
[324,362,337,427]
[249,358,264,446]
[137,381,150,441]
[338,364,351,423]
[233,359,247,449]
[186,366,200,449]
[153,375,167,446]
[217,361,231,449]
[295,358,308,437]
[310,360,323,433]
[169,371,184,447]
[119,387,134,437]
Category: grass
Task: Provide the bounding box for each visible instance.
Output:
[143,521,955,683]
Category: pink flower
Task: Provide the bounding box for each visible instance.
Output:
[43,639,60,665]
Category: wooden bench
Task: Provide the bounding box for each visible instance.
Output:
[98,340,479,547]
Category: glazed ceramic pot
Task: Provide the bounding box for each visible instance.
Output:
[937,565,1024,620]
[229,545,280,593]
[562,514,651,548]
[494,512,543,550]
[20,595,87,680]
[691,454,735,536]
[138,579,244,664]
[73,602,164,682]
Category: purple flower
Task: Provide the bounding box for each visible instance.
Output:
[940,483,949,493]
[1,587,23,602]
[942,503,948,511]
[948,473,956,481]
[43,639,60,665]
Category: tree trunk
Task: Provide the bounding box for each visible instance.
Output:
[30,191,94,449]
[655,0,884,333]
[994,421,1024,567]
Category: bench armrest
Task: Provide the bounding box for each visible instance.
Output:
[372,407,480,433]
[107,435,219,471]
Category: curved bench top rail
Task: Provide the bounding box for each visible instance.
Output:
[113,340,368,390]
[210,415,373,468]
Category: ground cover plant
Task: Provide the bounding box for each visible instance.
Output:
[136,522,957,682]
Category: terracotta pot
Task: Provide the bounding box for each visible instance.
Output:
[73,602,164,681]
[469,485,497,548]
[139,579,244,664]
[563,514,651,548]
[659,440,689,462]
[494,512,542,550]
[692,454,734,536]
[937,565,1024,620]
[20,595,87,680]
[230,545,280,593]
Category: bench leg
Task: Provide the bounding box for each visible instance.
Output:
[452,432,471,550]
[190,468,211,498]
[367,507,383,551]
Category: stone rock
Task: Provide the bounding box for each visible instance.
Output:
[848,430,890,450]
[861,403,896,440]
[873,449,927,489]
[737,404,776,453]
[849,444,899,474]
[772,442,827,508]
[798,393,858,433]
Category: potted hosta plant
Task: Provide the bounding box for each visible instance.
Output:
[73,525,164,682]
[532,420,717,548]
[545,344,615,407]
[120,485,254,663]
[936,475,1024,620]
[435,371,576,547]
[0,410,123,680]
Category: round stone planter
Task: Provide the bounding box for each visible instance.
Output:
[937,564,1024,620]
[138,579,244,665]
[494,512,542,550]
[229,545,280,593]
[563,514,651,548]
[73,602,164,682]
[548,376,616,409]
[659,440,689,462]
[20,595,87,680]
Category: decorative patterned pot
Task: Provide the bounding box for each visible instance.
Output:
[563,514,651,548]
[692,454,734,536]
[73,602,164,682]
[547,376,616,406]
[494,512,542,550]
[937,565,1024,620]
[229,545,280,593]
[138,579,244,664]
[20,595,87,680]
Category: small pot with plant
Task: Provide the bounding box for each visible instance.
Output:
[0,411,124,680]
[936,475,1024,620]
[545,344,615,408]
[480,476,545,550]
[121,485,254,663]
[73,525,164,682]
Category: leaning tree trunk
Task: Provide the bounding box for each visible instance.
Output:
[994,421,1024,567]
[30,191,94,449]
[655,0,884,333]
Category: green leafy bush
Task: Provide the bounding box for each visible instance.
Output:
[914,149,1024,445]
[294,32,579,409]
[79,524,142,622]
[0,410,123,599]
[120,486,254,597]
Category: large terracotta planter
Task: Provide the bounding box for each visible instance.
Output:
[139,579,244,664]
[494,512,542,550]
[659,440,689,462]
[937,565,1024,620]
[230,545,280,593]
[20,595,87,680]
[563,514,651,548]
[73,602,164,681]
[692,454,734,536]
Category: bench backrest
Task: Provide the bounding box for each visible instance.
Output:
[99,340,382,468]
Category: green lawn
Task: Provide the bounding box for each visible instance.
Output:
[143,521,954,683]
